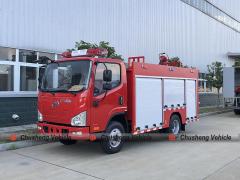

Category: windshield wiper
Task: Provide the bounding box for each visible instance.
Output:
[41,86,86,96]
[47,87,86,95]
[68,87,86,95]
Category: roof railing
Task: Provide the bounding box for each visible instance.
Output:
[128,56,145,67]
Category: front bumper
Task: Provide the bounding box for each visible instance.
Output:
[37,122,95,140]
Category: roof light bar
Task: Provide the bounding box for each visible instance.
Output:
[71,49,88,57]
[61,48,108,58]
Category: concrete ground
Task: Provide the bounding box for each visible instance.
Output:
[1,112,240,180]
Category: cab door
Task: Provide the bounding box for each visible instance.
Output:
[91,62,126,133]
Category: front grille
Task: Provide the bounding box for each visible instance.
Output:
[43,126,48,133]
[62,129,69,135]
[44,121,72,127]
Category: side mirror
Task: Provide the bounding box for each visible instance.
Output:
[103,69,112,82]
[103,83,112,90]
[38,66,46,89]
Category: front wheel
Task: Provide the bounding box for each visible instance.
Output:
[100,121,125,154]
[168,114,181,135]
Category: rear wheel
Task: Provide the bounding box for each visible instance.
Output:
[168,114,181,135]
[234,109,240,115]
[59,139,77,145]
[101,121,125,154]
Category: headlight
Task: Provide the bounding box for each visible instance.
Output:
[38,110,43,122]
[71,111,87,126]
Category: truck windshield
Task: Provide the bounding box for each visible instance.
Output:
[41,60,92,92]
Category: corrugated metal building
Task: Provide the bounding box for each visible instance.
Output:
[0,0,240,126]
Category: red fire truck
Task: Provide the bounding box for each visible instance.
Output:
[37,48,199,154]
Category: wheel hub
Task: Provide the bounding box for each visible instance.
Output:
[109,128,122,148]
[172,119,180,135]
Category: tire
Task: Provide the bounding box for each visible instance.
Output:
[181,124,186,131]
[168,114,181,135]
[234,109,240,115]
[59,139,77,145]
[101,121,125,154]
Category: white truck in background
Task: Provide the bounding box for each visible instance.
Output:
[223,67,240,114]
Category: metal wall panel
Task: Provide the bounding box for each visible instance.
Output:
[0,0,240,71]
[223,67,235,98]
[0,97,37,127]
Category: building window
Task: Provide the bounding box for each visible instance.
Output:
[0,47,16,61]
[0,65,14,91]
[181,0,240,33]
[57,54,62,60]
[0,46,59,95]
[39,52,55,64]
[20,66,37,91]
[19,49,37,63]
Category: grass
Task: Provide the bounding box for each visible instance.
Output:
[0,140,9,144]
[0,128,38,144]
[8,144,17,150]
[15,128,38,135]
[0,108,232,145]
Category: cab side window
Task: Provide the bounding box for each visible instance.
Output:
[94,63,121,96]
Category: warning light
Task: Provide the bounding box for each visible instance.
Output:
[87,48,108,57]
[61,51,72,58]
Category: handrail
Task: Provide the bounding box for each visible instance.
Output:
[128,56,145,67]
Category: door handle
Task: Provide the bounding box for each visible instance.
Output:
[93,101,99,107]
[119,96,123,105]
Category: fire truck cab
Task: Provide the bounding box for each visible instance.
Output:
[37,48,199,154]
